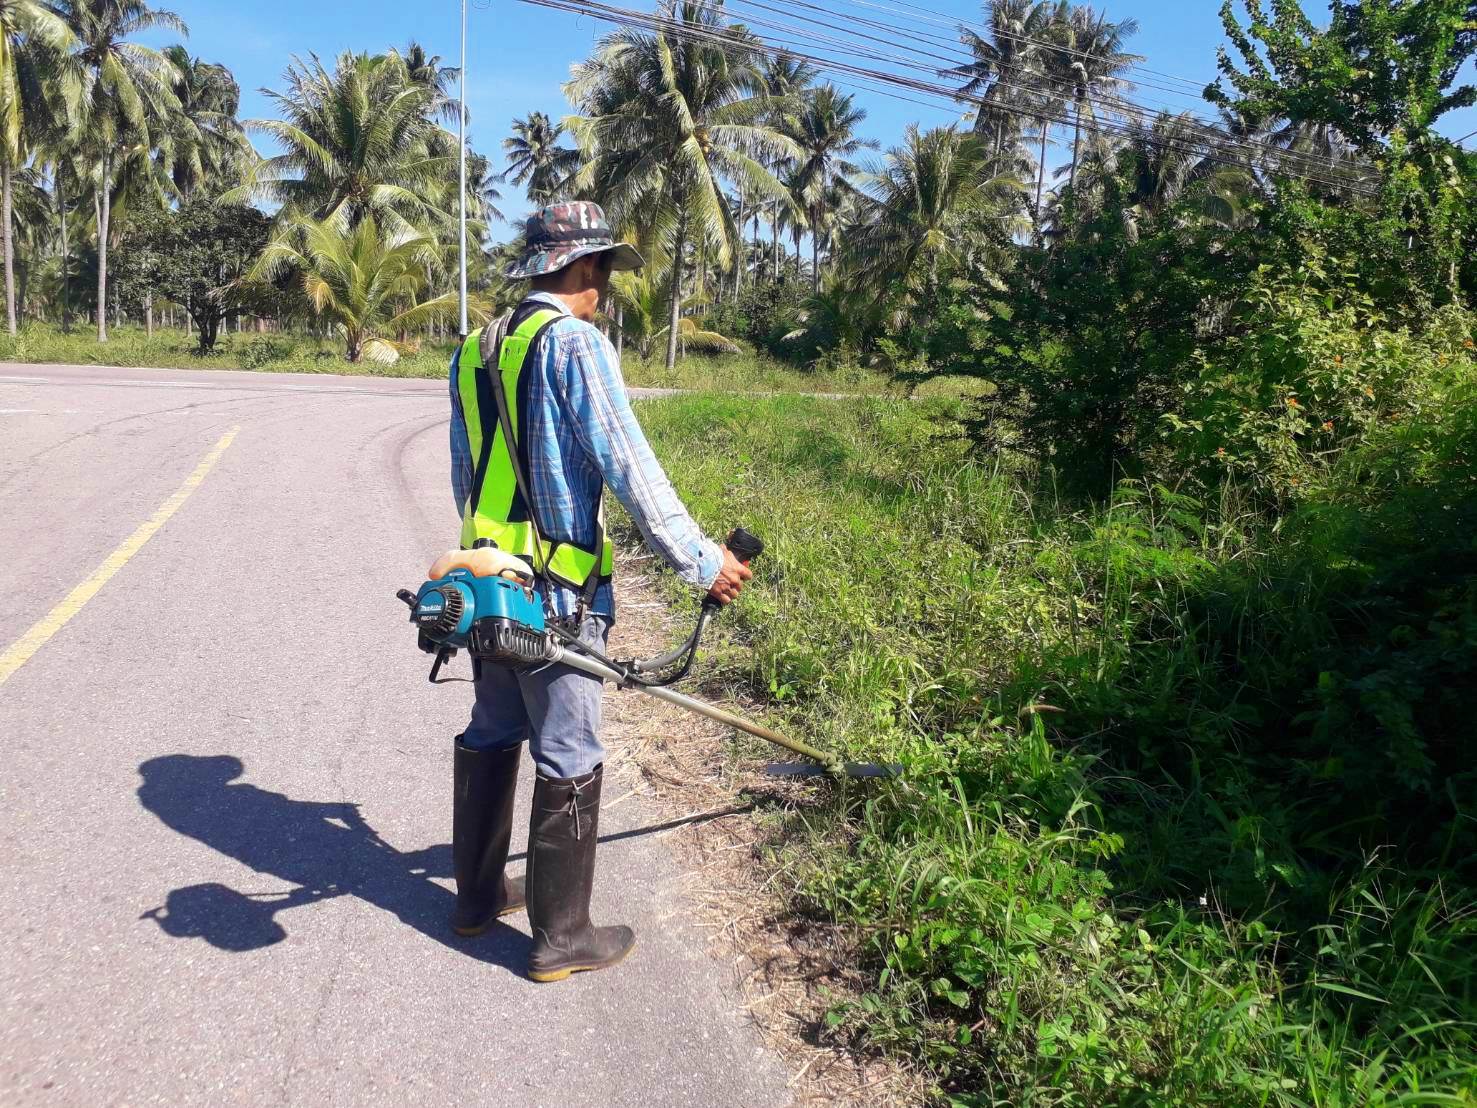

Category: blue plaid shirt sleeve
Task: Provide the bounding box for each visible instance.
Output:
[449,348,472,513]
[554,326,723,591]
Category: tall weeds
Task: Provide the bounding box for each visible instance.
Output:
[628,390,1477,1104]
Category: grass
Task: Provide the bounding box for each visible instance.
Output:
[621,390,1477,1105]
[0,321,894,395]
[0,321,456,378]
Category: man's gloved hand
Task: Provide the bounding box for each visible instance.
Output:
[429,547,535,583]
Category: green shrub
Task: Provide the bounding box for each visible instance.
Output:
[1167,287,1476,501]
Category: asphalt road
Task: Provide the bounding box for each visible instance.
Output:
[0,364,792,1106]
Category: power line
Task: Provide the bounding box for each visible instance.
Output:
[650,0,1377,189]
[714,0,1355,182]
[819,0,1213,96]
[523,0,1379,196]
[723,0,1222,124]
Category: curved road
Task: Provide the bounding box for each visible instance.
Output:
[0,364,791,1106]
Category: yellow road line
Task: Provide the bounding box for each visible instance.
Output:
[0,426,240,688]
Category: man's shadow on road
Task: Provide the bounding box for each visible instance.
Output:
[136,754,755,968]
[135,754,529,970]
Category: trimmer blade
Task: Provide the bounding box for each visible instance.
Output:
[763,762,903,779]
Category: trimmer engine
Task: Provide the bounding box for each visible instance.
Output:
[397,569,550,672]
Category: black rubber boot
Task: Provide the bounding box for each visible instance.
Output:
[450,738,526,936]
[526,764,635,982]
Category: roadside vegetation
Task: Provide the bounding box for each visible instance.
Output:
[6,0,1477,1102]
[632,342,1476,1101]
[0,321,889,393]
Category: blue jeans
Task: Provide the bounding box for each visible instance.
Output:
[461,615,611,779]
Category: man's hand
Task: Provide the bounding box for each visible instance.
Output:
[705,545,754,605]
[429,547,534,583]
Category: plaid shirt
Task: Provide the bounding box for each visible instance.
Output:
[450,292,722,620]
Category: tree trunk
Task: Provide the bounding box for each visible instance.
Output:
[1035,121,1048,237]
[145,292,154,339]
[771,201,780,281]
[58,171,71,334]
[97,156,112,342]
[733,196,744,300]
[615,303,623,358]
[664,207,688,372]
[1070,99,1082,191]
[811,219,820,293]
[3,163,14,337]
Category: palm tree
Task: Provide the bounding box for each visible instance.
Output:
[34,129,82,331]
[54,0,186,341]
[236,51,454,236]
[787,84,873,291]
[780,164,809,278]
[503,111,579,204]
[1054,5,1140,190]
[953,0,1052,169]
[565,0,799,370]
[608,267,736,359]
[1025,2,1070,236]
[1060,111,1251,243]
[162,46,251,199]
[760,53,816,281]
[465,149,504,225]
[844,125,1017,300]
[1,0,73,334]
[400,40,456,120]
[250,213,458,363]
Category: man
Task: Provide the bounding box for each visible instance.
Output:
[445,202,752,982]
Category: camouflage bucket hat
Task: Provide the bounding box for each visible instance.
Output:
[505,201,645,280]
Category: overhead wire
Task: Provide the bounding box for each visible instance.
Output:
[607,0,1379,196]
[519,0,1379,196]
[758,0,1216,113]
[814,0,1214,96]
[712,0,1362,183]
[711,0,1375,191]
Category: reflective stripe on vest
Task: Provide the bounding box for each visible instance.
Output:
[457,310,615,590]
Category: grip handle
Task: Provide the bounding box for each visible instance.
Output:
[725,527,764,565]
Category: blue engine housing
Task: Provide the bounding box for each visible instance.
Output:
[409,570,548,667]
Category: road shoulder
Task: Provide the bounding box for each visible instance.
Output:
[604,550,922,1105]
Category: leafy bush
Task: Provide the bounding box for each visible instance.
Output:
[236,335,299,368]
[1167,279,1476,501]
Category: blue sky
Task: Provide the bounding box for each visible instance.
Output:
[145,0,1476,238]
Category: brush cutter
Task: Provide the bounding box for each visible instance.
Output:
[396,528,898,780]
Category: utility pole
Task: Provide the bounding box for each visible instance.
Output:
[458,0,469,339]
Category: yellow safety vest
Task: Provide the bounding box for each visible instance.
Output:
[456,306,615,591]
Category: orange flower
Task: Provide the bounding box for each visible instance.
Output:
[1289,477,1301,487]
[1322,421,1334,432]
[1363,386,1375,398]
[1465,338,1474,349]
[1286,396,1301,409]
[1334,355,1343,365]
[1216,447,1226,457]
